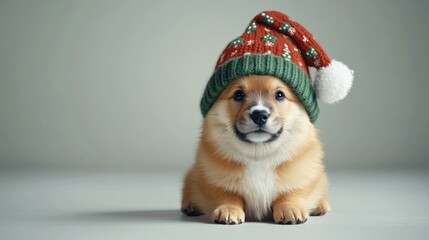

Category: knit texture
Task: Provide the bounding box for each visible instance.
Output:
[200,54,319,122]
[200,10,353,122]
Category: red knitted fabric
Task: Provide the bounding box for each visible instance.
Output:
[214,11,332,76]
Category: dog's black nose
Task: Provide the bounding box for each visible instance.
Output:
[250,110,269,127]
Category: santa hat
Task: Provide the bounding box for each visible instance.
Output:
[200,11,353,122]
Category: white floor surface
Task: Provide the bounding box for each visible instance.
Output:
[0,168,428,240]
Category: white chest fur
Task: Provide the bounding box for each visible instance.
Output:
[239,160,278,221]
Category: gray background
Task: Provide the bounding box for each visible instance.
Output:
[1,1,429,240]
[1,0,429,170]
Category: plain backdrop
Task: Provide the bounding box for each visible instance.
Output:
[1,0,429,170]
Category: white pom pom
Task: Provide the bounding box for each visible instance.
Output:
[314,59,354,104]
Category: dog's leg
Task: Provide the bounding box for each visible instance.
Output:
[273,172,330,224]
[181,169,203,216]
[310,173,331,216]
[210,192,245,225]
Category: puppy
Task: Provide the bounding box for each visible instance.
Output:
[181,75,330,224]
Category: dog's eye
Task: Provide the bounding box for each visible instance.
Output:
[233,90,245,101]
[275,91,285,101]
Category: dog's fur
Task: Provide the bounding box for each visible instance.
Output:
[182,75,330,224]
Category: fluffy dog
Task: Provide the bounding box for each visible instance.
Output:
[181,10,352,225]
[182,75,330,224]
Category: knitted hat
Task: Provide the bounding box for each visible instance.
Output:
[200,11,353,122]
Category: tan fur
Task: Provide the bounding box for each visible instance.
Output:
[182,75,330,224]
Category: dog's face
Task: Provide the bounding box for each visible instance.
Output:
[204,75,311,162]
[207,75,303,143]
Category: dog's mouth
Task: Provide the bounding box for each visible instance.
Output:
[234,126,283,143]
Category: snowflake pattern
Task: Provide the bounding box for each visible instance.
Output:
[230,50,238,57]
[265,41,275,47]
[288,27,296,35]
[293,47,301,53]
[261,13,274,24]
[314,59,321,67]
[303,36,309,42]
[246,40,255,45]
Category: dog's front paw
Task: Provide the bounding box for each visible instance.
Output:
[211,205,245,225]
[273,205,309,225]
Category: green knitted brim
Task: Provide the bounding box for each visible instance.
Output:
[200,54,320,122]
